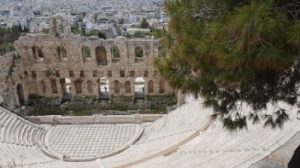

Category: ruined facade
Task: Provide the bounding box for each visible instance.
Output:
[0,15,176,110]
[13,34,174,106]
[0,52,23,109]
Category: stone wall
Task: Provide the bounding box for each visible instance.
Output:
[0,52,22,109]
[14,34,175,105]
[26,114,163,125]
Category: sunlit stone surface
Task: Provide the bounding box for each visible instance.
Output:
[47,124,143,159]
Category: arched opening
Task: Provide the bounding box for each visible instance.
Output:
[40,80,46,94]
[96,46,107,65]
[57,46,67,61]
[32,46,37,59]
[124,81,131,94]
[51,79,58,94]
[159,79,165,94]
[99,77,110,100]
[17,84,25,105]
[148,80,154,94]
[87,80,93,94]
[134,46,144,62]
[111,46,120,62]
[144,70,148,77]
[32,46,44,61]
[114,80,120,94]
[74,79,83,94]
[134,77,145,101]
[120,70,125,77]
[60,78,72,102]
[31,71,37,79]
[38,48,44,59]
[82,46,91,62]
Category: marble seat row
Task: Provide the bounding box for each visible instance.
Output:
[1,99,299,168]
[0,107,54,167]
[0,107,46,146]
[102,100,213,167]
[118,102,300,168]
[132,120,299,168]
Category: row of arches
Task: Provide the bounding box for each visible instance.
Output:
[17,77,167,105]
[28,78,165,96]
[32,45,166,63]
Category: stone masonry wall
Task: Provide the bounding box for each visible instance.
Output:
[0,52,22,109]
[14,33,175,105]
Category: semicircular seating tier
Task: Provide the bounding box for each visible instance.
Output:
[0,99,299,168]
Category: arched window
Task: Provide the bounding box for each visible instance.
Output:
[114,80,120,94]
[75,79,83,94]
[120,70,125,77]
[82,46,91,62]
[32,46,37,59]
[159,79,165,94]
[96,46,107,65]
[134,46,144,62]
[51,79,58,94]
[32,46,44,60]
[87,80,93,94]
[57,46,67,61]
[111,46,120,62]
[38,48,44,59]
[148,80,154,93]
[124,81,131,94]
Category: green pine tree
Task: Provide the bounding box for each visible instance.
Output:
[158,0,300,130]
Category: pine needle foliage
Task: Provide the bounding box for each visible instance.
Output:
[158,0,300,130]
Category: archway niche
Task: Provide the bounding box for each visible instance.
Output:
[60,78,72,102]
[51,79,58,94]
[82,46,91,62]
[32,46,37,59]
[57,46,67,61]
[134,77,145,101]
[38,48,44,59]
[111,46,120,62]
[17,84,25,105]
[87,80,93,94]
[96,46,107,65]
[114,80,120,94]
[159,79,165,94]
[40,80,47,94]
[74,79,83,94]
[32,46,44,61]
[148,80,154,94]
[124,81,131,94]
[134,46,144,62]
[99,77,110,100]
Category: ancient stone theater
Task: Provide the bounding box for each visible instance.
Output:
[0,15,299,168]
